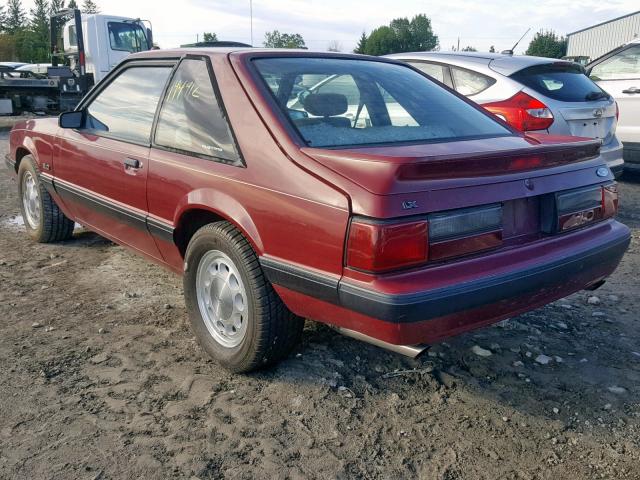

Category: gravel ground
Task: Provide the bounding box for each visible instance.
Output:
[1,130,639,479]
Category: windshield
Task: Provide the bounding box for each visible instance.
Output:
[108,22,148,53]
[510,63,609,102]
[253,57,512,148]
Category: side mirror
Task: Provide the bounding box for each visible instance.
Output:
[59,110,84,129]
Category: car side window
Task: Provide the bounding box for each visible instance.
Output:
[85,66,171,144]
[451,67,495,96]
[154,58,240,163]
[590,45,640,81]
[409,62,446,83]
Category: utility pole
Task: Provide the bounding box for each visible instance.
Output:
[457,36,460,52]
[250,0,253,46]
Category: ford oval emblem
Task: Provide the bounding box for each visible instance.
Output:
[596,167,609,177]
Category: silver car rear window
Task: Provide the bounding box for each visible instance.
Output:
[510,63,609,103]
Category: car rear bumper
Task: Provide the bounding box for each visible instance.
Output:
[263,220,630,345]
[622,142,640,171]
[600,140,624,177]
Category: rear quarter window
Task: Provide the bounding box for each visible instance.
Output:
[511,63,608,102]
[450,67,495,96]
[154,58,240,164]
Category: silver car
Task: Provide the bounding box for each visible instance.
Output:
[387,52,624,176]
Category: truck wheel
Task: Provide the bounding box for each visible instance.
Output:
[17,156,75,243]
[183,222,304,373]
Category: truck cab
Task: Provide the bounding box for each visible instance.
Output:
[62,14,152,84]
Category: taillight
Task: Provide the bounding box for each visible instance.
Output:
[615,101,619,121]
[346,220,428,272]
[429,205,503,261]
[346,205,503,273]
[483,91,554,132]
[543,183,618,233]
[602,183,618,219]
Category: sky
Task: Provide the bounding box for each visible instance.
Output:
[19,0,640,52]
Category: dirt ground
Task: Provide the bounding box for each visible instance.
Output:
[0,131,639,480]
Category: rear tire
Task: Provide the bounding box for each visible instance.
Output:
[17,155,74,243]
[183,222,303,373]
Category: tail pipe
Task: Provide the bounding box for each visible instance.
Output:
[332,326,429,358]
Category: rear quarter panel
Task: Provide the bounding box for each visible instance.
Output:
[146,53,351,279]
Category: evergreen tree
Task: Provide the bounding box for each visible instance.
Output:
[67,0,78,10]
[50,0,65,15]
[81,0,99,14]
[353,31,367,54]
[489,45,496,53]
[29,0,50,62]
[0,5,7,33]
[5,0,26,35]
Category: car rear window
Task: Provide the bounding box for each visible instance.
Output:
[253,57,511,148]
[510,63,609,102]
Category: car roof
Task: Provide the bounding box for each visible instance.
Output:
[386,51,578,76]
[129,48,407,63]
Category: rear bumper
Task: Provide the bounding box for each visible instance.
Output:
[263,220,630,345]
[600,140,624,177]
[338,226,629,324]
[622,142,640,171]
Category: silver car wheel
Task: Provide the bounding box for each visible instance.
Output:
[22,171,41,230]
[196,250,248,348]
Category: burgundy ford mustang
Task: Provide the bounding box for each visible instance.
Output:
[6,49,630,372]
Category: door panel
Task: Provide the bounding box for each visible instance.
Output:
[54,130,156,257]
[52,64,173,259]
[590,44,640,143]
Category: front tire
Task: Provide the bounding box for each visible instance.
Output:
[183,222,303,373]
[17,155,74,243]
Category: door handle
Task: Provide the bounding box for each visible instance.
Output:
[622,86,639,94]
[124,158,141,169]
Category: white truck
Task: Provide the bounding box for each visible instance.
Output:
[0,8,152,114]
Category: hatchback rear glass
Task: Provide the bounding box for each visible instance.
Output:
[253,57,512,148]
[510,63,609,102]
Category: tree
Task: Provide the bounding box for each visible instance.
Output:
[525,30,567,58]
[203,32,218,42]
[50,0,65,15]
[363,14,438,55]
[263,30,306,49]
[29,0,50,62]
[408,14,438,51]
[81,0,99,13]
[489,45,495,53]
[327,40,342,52]
[390,17,412,52]
[364,26,396,56]
[0,5,6,33]
[461,45,477,52]
[67,0,78,8]
[353,31,367,54]
[5,0,26,35]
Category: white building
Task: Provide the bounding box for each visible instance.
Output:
[566,11,640,61]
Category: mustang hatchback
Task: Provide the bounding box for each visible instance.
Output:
[6,49,630,372]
